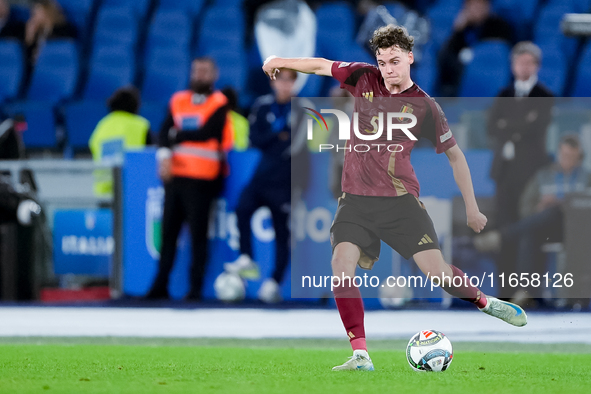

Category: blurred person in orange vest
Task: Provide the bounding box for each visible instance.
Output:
[146,57,234,301]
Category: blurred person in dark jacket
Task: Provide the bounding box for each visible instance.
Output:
[0,115,26,160]
[486,42,554,284]
[438,0,513,96]
[224,69,308,303]
[0,0,25,40]
[475,135,591,303]
[489,42,554,227]
[0,176,41,300]
[25,0,76,64]
[0,122,41,300]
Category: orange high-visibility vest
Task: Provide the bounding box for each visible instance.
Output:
[169,90,234,180]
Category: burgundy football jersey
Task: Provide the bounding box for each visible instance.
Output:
[330,61,457,197]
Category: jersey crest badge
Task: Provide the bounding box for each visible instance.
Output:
[398,104,414,121]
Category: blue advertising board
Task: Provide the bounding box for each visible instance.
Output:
[121,147,494,301]
[122,148,286,300]
[53,209,113,276]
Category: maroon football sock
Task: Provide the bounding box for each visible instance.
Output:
[334,283,367,351]
[440,265,487,308]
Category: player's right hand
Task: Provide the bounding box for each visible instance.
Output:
[262,55,280,80]
[467,211,487,233]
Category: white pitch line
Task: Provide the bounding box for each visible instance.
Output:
[0,307,589,343]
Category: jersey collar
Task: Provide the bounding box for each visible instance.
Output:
[379,79,418,96]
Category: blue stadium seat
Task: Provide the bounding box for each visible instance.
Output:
[413,61,437,95]
[534,4,579,61]
[546,0,591,13]
[242,43,272,108]
[4,101,57,148]
[492,0,538,41]
[492,0,539,24]
[0,40,24,103]
[459,40,511,97]
[146,9,192,54]
[537,46,567,96]
[93,6,138,51]
[140,101,168,134]
[56,0,95,40]
[316,2,355,59]
[412,40,438,94]
[63,100,109,149]
[433,0,463,12]
[101,0,151,19]
[9,4,29,21]
[571,41,591,97]
[27,40,79,104]
[158,0,205,16]
[84,46,135,101]
[205,49,246,93]
[298,74,324,98]
[196,6,244,55]
[142,48,190,102]
[212,0,243,6]
[426,4,457,52]
[576,0,591,12]
[384,2,407,22]
[337,42,375,65]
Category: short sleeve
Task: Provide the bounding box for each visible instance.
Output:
[331,61,378,96]
[422,100,456,154]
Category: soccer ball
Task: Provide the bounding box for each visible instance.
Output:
[214,272,245,302]
[406,330,453,372]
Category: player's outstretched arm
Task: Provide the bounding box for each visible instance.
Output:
[445,144,488,233]
[262,56,334,80]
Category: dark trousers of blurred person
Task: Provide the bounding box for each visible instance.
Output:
[146,178,218,300]
[494,175,528,290]
[498,205,563,299]
[236,184,291,284]
[0,180,38,300]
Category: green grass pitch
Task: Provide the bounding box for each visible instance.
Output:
[0,338,590,393]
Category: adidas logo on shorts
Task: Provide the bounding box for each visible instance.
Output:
[418,234,434,245]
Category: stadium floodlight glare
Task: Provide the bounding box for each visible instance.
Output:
[561,13,591,37]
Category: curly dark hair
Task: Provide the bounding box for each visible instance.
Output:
[108,86,140,114]
[369,24,414,54]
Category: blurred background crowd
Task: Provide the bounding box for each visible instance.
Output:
[0,0,590,152]
[1,0,591,310]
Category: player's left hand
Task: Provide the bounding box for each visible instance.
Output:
[467,211,487,233]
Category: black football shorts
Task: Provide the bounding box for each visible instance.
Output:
[330,192,440,269]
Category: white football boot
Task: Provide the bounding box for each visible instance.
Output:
[223,254,260,279]
[257,278,282,304]
[479,296,528,327]
[332,350,375,371]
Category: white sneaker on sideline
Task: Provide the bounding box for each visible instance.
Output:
[479,296,527,327]
[332,350,375,371]
[223,254,260,279]
[257,278,282,303]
